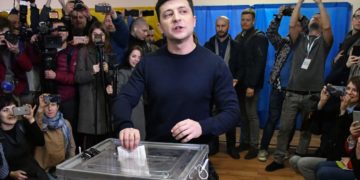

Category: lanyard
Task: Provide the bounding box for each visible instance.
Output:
[306,35,320,57]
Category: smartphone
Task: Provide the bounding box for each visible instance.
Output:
[326,85,345,97]
[73,36,88,44]
[352,45,360,57]
[95,4,111,13]
[353,111,360,123]
[12,106,31,116]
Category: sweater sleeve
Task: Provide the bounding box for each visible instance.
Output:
[110,16,129,49]
[24,121,45,146]
[198,61,240,136]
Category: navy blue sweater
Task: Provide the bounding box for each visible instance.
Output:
[112,45,240,143]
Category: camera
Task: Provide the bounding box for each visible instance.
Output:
[282,6,294,16]
[94,34,103,46]
[12,106,31,116]
[3,31,19,45]
[43,35,62,49]
[44,94,61,104]
[125,9,139,17]
[73,0,86,11]
[95,4,111,13]
[326,85,345,97]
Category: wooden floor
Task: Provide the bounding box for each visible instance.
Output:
[210,128,321,180]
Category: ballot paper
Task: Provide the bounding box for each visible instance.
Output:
[117,145,150,176]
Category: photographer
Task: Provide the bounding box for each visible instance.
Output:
[34,93,75,179]
[62,0,98,40]
[289,77,360,180]
[39,19,79,129]
[102,4,129,66]
[0,17,35,100]
[0,95,48,180]
[258,5,309,162]
[266,0,333,171]
[75,22,112,149]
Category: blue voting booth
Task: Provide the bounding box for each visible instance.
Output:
[194,2,352,128]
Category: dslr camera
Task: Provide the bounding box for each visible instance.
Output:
[73,0,86,11]
[282,6,294,16]
[326,85,345,97]
[1,31,19,45]
[44,94,61,104]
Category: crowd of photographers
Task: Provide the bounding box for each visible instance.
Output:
[0,0,358,179]
[0,0,160,179]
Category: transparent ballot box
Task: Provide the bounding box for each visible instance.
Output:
[56,138,209,180]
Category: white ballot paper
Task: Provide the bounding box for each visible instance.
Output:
[117,145,150,176]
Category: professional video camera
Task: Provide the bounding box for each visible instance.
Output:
[36,19,67,93]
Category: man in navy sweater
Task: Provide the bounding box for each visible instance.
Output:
[112,0,239,178]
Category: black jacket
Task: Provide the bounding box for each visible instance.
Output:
[204,35,241,79]
[234,28,268,90]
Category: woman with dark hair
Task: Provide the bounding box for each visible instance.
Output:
[0,95,48,179]
[75,22,112,149]
[107,45,145,139]
[290,76,360,180]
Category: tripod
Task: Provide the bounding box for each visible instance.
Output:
[93,43,112,140]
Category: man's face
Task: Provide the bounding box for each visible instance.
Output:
[134,24,149,41]
[158,0,196,43]
[352,10,360,32]
[216,18,229,38]
[309,14,321,34]
[71,11,87,30]
[146,29,155,43]
[241,14,254,31]
[104,15,115,32]
[7,14,20,35]
[51,22,69,43]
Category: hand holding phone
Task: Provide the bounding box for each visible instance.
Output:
[12,106,31,116]
[326,85,345,97]
[352,45,360,57]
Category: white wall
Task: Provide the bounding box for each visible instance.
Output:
[0,0,358,11]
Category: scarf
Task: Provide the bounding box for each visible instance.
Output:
[42,112,71,150]
[214,36,231,66]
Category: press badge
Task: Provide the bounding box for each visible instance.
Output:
[301,58,311,70]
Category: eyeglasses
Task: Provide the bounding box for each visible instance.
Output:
[353,15,360,20]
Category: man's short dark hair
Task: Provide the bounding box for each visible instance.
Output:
[155,0,194,22]
[241,8,256,19]
[0,17,11,31]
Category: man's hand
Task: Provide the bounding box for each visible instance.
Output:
[92,64,100,74]
[44,70,56,79]
[10,170,28,180]
[318,85,330,110]
[346,55,360,68]
[298,0,305,3]
[106,84,113,95]
[232,79,238,87]
[6,41,20,54]
[350,121,360,138]
[119,128,140,151]
[333,50,344,64]
[171,119,202,143]
[278,5,286,16]
[246,88,254,97]
[313,0,322,4]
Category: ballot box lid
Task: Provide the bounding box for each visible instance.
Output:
[56,138,209,180]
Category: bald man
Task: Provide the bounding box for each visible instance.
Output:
[204,16,241,159]
[129,18,157,55]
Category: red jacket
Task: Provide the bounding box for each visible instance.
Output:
[54,45,79,101]
[0,44,33,96]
